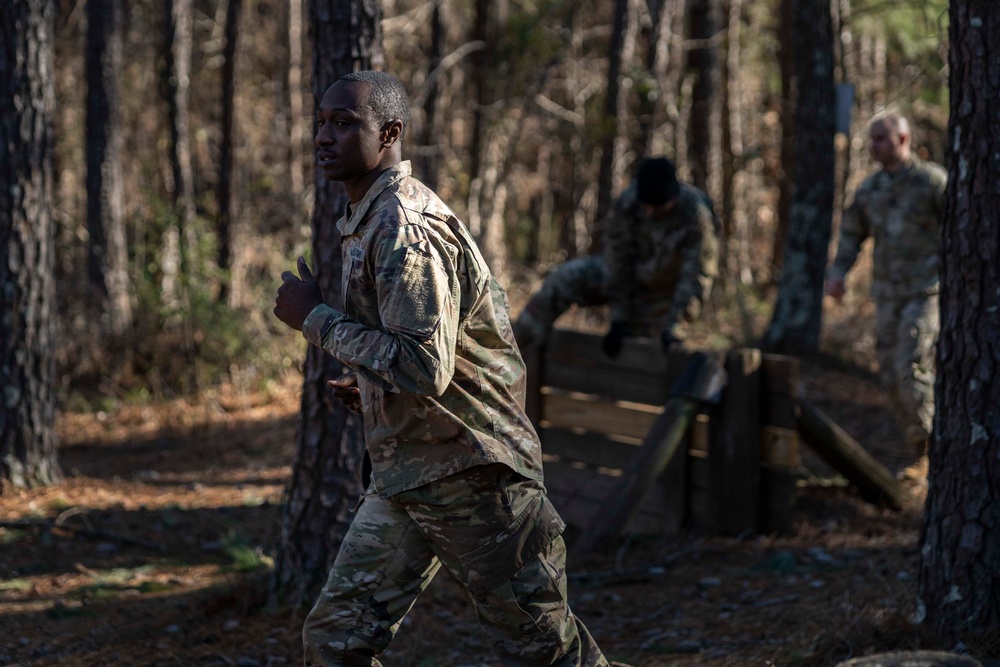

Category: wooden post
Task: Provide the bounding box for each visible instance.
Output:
[709,348,762,535]
[759,353,801,534]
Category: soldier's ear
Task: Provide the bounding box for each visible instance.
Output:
[381,119,403,148]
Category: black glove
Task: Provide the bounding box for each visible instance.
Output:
[602,321,633,358]
[660,329,681,352]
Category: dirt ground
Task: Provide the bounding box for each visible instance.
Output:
[0,337,982,667]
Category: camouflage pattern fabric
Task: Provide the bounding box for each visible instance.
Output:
[513,182,718,347]
[829,157,946,453]
[300,161,606,665]
[829,157,947,299]
[876,294,938,453]
[303,464,608,667]
[302,161,544,497]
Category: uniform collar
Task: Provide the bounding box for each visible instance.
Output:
[338,161,412,236]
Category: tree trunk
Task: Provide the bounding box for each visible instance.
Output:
[466,0,509,280]
[86,0,133,339]
[270,0,381,611]
[160,0,195,313]
[686,0,720,200]
[761,0,835,354]
[1,0,62,489]
[416,0,443,191]
[594,0,630,235]
[918,0,1000,642]
[216,0,242,306]
[288,0,306,215]
[771,0,794,278]
[720,0,745,290]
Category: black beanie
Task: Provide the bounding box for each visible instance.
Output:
[636,157,680,206]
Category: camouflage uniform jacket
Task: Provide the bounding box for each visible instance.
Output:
[603,182,719,334]
[829,157,947,299]
[302,161,545,497]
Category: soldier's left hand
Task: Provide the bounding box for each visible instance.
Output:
[274,256,323,331]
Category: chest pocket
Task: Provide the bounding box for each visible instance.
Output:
[381,240,449,339]
[447,218,489,320]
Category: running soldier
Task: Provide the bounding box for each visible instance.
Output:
[273,70,609,667]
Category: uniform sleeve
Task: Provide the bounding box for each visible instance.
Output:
[663,202,719,336]
[828,187,871,281]
[930,165,948,220]
[302,221,460,397]
[603,194,639,323]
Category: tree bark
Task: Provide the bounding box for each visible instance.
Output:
[216,0,242,306]
[761,0,835,354]
[685,0,720,199]
[270,0,381,611]
[160,0,196,313]
[594,0,630,234]
[918,0,1000,642]
[288,0,306,214]
[86,0,133,339]
[1,0,62,489]
[771,0,794,278]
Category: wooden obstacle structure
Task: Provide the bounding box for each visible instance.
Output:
[522,328,908,551]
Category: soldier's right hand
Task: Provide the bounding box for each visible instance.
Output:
[824,277,845,299]
[327,372,362,415]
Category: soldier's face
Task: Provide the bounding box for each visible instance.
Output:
[315,81,386,189]
[643,199,677,218]
[869,122,905,167]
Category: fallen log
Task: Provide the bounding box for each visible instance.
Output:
[797,399,910,510]
[835,650,981,666]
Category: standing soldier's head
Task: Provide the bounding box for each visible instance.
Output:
[868,112,911,173]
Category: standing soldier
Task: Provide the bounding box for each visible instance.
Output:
[825,112,947,480]
[514,157,719,357]
[273,70,609,667]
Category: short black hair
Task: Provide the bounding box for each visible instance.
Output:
[339,70,411,135]
[635,157,679,206]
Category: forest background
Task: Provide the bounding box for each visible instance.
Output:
[43,0,948,401]
[8,0,990,665]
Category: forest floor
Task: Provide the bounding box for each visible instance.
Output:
[0,300,994,667]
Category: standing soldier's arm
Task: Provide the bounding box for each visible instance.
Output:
[663,203,719,340]
[603,194,640,326]
[827,189,871,293]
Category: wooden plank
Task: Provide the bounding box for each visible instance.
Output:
[573,397,699,554]
[542,391,660,440]
[798,399,910,509]
[540,428,641,469]
[709,348,762,536]
[542,331,694,403]
[659,430,688,536]
[573,351,727,555]
[544,362,673,405]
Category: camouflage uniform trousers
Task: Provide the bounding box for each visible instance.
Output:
[875,293,938,455]
[303,463,608,667]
